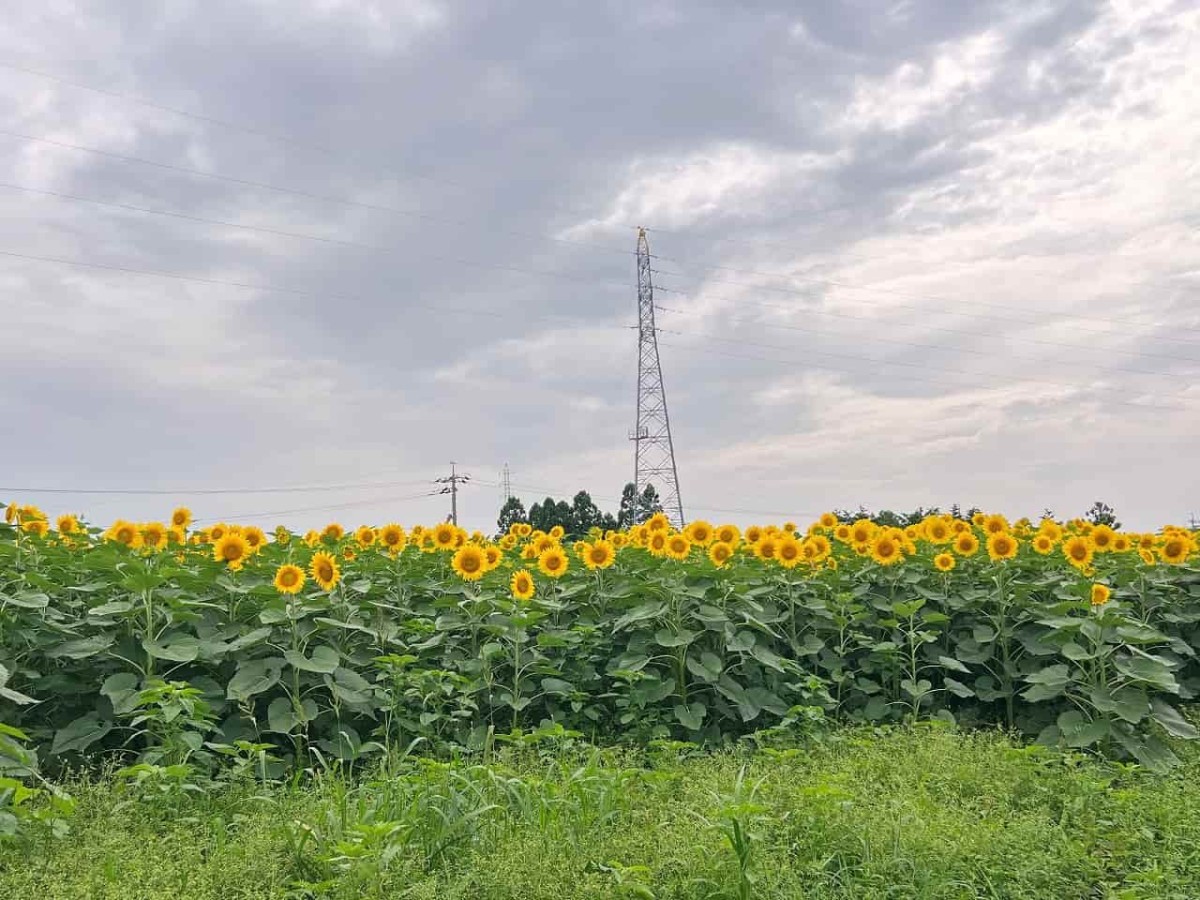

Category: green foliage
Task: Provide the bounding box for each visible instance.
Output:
[3,523,1200,778]
[495,497,528,538]
[8,727,1200,897]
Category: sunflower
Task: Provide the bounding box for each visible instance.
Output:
[209,523,229,542]
[1090,525,1116,553]
[274,526,292,546]
[1062,536,1094,569]
[819,512,839,529]
[274,564,306,595]
[1039,520,1063,542]
[342,547,356,561]
[934,552,956,572]
[610,533,629,549]
[520,543,538,561]
[971,513,986,528]
[986,532,1018,562]
[923,517,952,545]
[22,519,49,537]
[432,522,458,551]
[499,533,517,551]
[953,532,980,557]
[777,537,803,568]
[684,520,714,546]
[804,534,832,561]
[510,568,535,601]
[243,526,267,552]
[714,524,740,546]
[303,530,320,547]
[584,540,616,570]
[484,545,503,570]
[56,513,80,534]
[1137,533,1156,551]
[1139,548,1156,566]
[355,525,377,548]
[708,542,734,567]
[214,533,250,569]
[850,520,876,546]
[1112,534,1131,553]
[665,534,692,561]
[167,526,186,546]
[1158,534,1192,565]
[107,519,143,548]
[548,525,566,541]
[514,522,532,538]
[538,546,569,578]
[645,513,671,533]
[377,523,406,554]
[647,531,669,557]
[833,524,852,544]
[1032,534,1055,555]
[1090,583,1111,606]
[321,523,345,543]
[982,514,1009,536]
[951,520,971,534]
[744,525,764,545]
[451,545,486,581]
[170,507,192,529]
[752,536,779,561]
[870,533,903,566]
[2,503,16,524]
[310,551,341,591]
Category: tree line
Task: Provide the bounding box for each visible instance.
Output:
[496,483,664,538]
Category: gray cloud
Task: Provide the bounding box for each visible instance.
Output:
[2,0,1198,532]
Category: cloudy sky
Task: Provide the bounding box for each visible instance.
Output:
[1,0,1197,533]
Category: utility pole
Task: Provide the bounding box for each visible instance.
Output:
[630,227,684,527]
[434,463,470,525]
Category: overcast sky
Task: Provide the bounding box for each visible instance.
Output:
[2,0,1197,533]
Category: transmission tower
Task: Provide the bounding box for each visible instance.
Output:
[501,463,513,503]
[630,227,684,527]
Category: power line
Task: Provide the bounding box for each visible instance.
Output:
[0,180,637,291]
[656,326,1198,408]
[0,128,633,258]
[652,303,1200,374]
[193,489,445,524]
[651,267,1200,345]
[0,477,433,496]
[654,338,1194,413]
[0,60,616,231]
[0,248,634,332]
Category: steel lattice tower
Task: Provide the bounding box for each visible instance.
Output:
[630,227,684,527]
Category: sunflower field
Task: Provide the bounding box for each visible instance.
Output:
[2,501,1200,787]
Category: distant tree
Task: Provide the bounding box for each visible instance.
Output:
[528,497,560,534]
[570,491,604,534]
[617,482,640,530]
[636,484,664,523]
[496,496,527,537]
[1085,501,1121,530]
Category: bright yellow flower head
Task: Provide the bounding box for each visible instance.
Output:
[56,513,80,535]
[870,532,903,566]
[510,568,535,601]
[583,540,616,571]
[379,523,406,554]
[451,544,486,581]
[1090,583,1111,606]
[934,552,956,572]
[321,522,345,543]
[953,532,980,557]
[684,520,714,546]
[665,533,692,561]
[538,546,569,578]
[708,541,734,568]
[1062,535,1093,569]
[213,533,250,569]
[242,526,267,552]
[714,524,741,546]
[355,525,377,548]
[818,512,839,529]
[1090,525,1116,553]
[170,507,192,530]
[777,536,803,568]
[274,564,306,595]
[310,551,341,591]
[986,532,1018,562]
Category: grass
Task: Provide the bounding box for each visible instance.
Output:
[5,724,1200,899]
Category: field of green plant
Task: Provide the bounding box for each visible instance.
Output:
[8,726,1200,898]
[3,502,1200,895]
